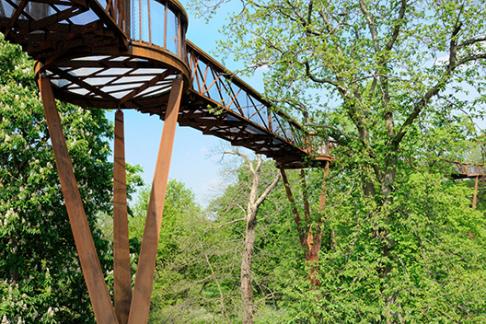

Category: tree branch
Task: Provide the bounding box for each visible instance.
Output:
[223,149,254,173]
[304,61,347,93]
[359,0,380,51]
[455,53,486,66]
[458,35,486,48]
[393,20,469,147]
[385,0,407,51]
[255,173,280,207]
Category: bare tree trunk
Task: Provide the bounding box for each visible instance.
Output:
[241,207,257,324]
[225,152,280,324]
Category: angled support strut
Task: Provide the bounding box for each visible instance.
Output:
[38,74,118,324]
[128,78,184,324]
[113,110,131,324]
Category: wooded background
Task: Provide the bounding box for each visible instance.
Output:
[1,0,485,322]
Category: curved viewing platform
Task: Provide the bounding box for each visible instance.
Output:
[451,162,485,179]
[0,0,332,168]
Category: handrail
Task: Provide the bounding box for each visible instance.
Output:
[99,1,313,152]
[185,40,310,151]
[98,1,330,161]
[103,0,188,58]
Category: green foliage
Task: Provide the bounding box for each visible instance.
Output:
[280,171,486,322]
[191,165,485,323]
[184,0,485,321]
[122,161,485,323]
[129,180,241,323]
[0,36,113,323]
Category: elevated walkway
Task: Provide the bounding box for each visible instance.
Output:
[0,0,331,168]
[451,161,485,179]
[0,2,334,323]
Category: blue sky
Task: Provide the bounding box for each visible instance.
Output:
[110,0,252,206]
[108,1,485,206]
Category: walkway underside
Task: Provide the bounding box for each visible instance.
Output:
[0,0,331,169]
[140,89,319,168]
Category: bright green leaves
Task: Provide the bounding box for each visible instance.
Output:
[0,38,113,323]
[186,0,484,320]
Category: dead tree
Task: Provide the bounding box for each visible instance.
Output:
[225,151,280,324]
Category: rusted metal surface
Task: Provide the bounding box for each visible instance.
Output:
[0,0,127,60]
[35,47,190,110]
[38,74,118,324]
[319,161,330,211]
[472,175,479,209]
[128,78,183,324]
[450,161,484,209]
[451,161,485,179]
[0,0,331,168]
[113,110,131,324]
[180,41,331,168]
[0,1,335,322]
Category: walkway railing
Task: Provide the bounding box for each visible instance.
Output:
[186,41,308,150]
[102,1,312,153]
[452,162,485,178]
[0,0,330,165]
[103,0,187,59]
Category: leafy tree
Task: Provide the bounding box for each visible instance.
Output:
[218,152,279,324]
[121,158,485,323]
[128,180,240,323]
[0,36,113,323]
[188,0,485,321]
[207,158,306,323]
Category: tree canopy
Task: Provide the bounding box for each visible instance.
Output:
[185,0,486,321]
[0,36,114,323]
[1,0,485,322]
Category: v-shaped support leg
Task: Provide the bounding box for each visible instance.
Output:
[113,110,131,324]
[38,75,118,324]
[128,78,184,324]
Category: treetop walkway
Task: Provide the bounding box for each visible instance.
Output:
[0,1,332,324]
[0,0,331,168]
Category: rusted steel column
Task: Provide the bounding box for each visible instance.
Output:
[38,74,118,324]
[128,78,184,324]
[319,161,330,211]
[472,175,479,209]
[321,161,335,250]
[113,110,131,324]
[279,169,305,246]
